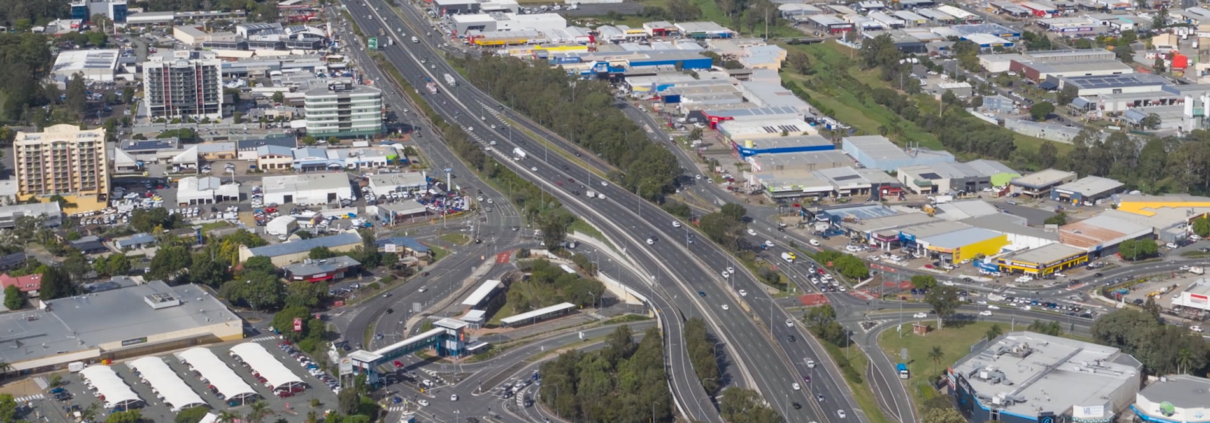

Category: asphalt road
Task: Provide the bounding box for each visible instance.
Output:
[338,2,856,422]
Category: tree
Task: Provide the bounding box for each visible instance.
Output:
[1141,113,1162,130]
[986,323,1003,340]
[1194,217,1210,237]
[1119,238,1158,261]
[122,86,135,104]
[927,346,945,376]
[910,275,937,290]
[924,407,967,423]
[0,394,16,423]
[1044,212,1067,226]
[39,266,72,301]
[149,245,192,281]
[1056,85,1080,106]
[787,49,811,75]
[247,400,274,423]
[285,280,329,310]
[190,252,229,287]
[1154,56,1167,74]
[309,246,336,260]
[66,73,87,118]
[244,256,276,274]
[272,91,285,104]
[217,411,239,423]
[176,406,211,423]
[106,410,142,423]
[3,285,23,310]
[1030,102,1055,122]
[924,286,960,329]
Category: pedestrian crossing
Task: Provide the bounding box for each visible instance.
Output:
[249,335,280,342]
[386,406,409,412]
[14,394,44,402]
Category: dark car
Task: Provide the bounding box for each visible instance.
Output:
[698,291,706,297]
[793,402,802,410]
[788,335,796,342]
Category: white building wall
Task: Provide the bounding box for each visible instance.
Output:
[263,185,354,206]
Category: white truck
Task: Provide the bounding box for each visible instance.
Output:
[586,190,596,198]
[929,195,954,204]
[781,252,794,263]
[444,73,456,87]
[1192,266,1205,275]
[513,147,527,160]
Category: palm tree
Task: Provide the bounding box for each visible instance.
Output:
[217,411,239,423]
[1177,348,1194,374]
[247,401,274,423]
[928,346,946,376]
[306,411,319,423]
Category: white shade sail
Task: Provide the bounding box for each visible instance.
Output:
[128,357,206,411]
[176,348,257,399]
[79,365,141,408]
[229,342,304,390]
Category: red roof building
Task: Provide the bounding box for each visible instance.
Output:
[0,273,42,293]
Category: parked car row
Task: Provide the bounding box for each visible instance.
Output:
[278,341,340,393]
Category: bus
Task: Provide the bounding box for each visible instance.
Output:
[897,363,910,379]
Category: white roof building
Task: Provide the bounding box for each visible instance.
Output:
[52,49,120,82]
[79,365,142,409]
[262,172,354,206]
[127,357,206,412]
[176,176,239,206]
[175,348,257,400]
[265,216,298,236]
[367,172,428,197]
[228,343,304,391]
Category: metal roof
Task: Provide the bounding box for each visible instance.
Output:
[500,302,576,325]
[229,342,304,389]
[282,256,361,276]
[1011,168,1077,188]
[246,232,362,258]
[1055,175,1124,196]
[462,279,502,307]
[1063,73,1171,90]
[1005,243,1086,266]
[921,227,1002,249]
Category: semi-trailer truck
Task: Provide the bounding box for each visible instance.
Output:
[513,147,527,160]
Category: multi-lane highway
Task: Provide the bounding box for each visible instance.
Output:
[333,2,866,421]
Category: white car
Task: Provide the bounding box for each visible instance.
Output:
[809,239,820,246]
[942,281,955,286]
[646,238,655,245]
[838,410,847,419]
[721,304,730,311]
[418,400,429,407]
[739,290,748,297]
[988,305,1000,310]
[726,266,735,274]
[976,300,987,305]
[672,221,682,228]
[792,383,801,391]
[979,310,993,316]
[1022,306,1032,311]
[721,270,730,278]
[747,229,757,236]
[785,319,795,327]
[451,394,459,401]
[1192,326,1204,333]
[913,312,927,318]
[530,167,537,171]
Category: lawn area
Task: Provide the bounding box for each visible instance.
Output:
[878,321,997,408]
[487,301,516,326]
[428,244,449,261]
[569,219,608,245]
[438,232,471,245]
[200,221,233,232]
[784,41,1071,157]
[818,341,896,423]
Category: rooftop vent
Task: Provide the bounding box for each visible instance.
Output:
[144,293,182,310]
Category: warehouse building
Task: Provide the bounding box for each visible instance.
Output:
[0,202,63,229]
[0,281,242,375]
[1055,73,1171,96]
[916,227,1007,263]
[1012,60,1133,83]
[898,220,971,249]
[367,172,428,197]
[1059,213,1153,256]
[997,242,1088,275]
[372,200,429,226]
[897,162,992,195]
[238,232,362,266]
[841,135,955,171]
[1009,169,1077,198]
[717,118,814,143]
[746,150,852,173]
[175,176,239,206]
[965,160,1021,187]
[730,135,833,158]
[262,172,354,206]
[961,213,1058,251]
[52,49,120,82]
[946,332,1142,423]
[1052,175,1125,205]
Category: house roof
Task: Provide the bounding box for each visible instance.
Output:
[246,232,362,258]
[282,256,361,276]
[376,236,430,253]
[0,273,42,292]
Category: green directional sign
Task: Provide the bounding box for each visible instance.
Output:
[368,37,378,50]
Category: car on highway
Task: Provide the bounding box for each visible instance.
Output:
[747,229,757,236]
[672,221,681,228]
[980,310,993,316]
[721,270,730,278]
[418,400,429,407]
[721,304,730,311]
[792,402,801,410]
[531,167,537,171]
[739,289,747,297]
[809,239,820,246]
[792,383,800,391]
[786,319,794,327]
[698,291,706,297]
[394,360,404,367]
[646,238,655,245]
[988,305,1000,310]
[913,312,927,318]
[838,410,847,419]
[817,394,825,402]
[418,287,427,292]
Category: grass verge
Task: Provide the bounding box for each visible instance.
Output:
[818,341,895,423]
[569,219,611,246]
[429,244,449,261]
[878,321,995,409]
[438,232,471,245]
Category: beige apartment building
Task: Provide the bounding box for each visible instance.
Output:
[13,124,110,203]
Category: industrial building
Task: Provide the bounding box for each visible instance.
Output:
[897,162,993,195]
[372,200,429,225]
[367,172,428,197]
[175,176,240,206]
[1052,176,1125,205]
[238,232,362,266]
[143,57,222,120]
[1131,375,1210,423]
[1059,213,1154,256]
[841,135,955,171]
[1009,169,1078,198]
[997,242,1088,275]
[282,256,361,283]
[965,160,1021,186]
[946,332,1142,423]
[915,226,1007,263]
[304,83,384,138]
[746,150,852,173]
[261,172,354,206]
[1012,60,1134,82]
[449,12,566,34]
[52,49,120,82]
[13,124,110,203]
[1055,73,1171,96]
[0,202,63,229]
[0,281,242,374]
[729,135,832,158]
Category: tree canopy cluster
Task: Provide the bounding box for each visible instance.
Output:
[505,259,604,313]
[462,55,680,200]
[720,387,782,423]
[814,250,870,280]
[684,318,722,394]
[1092,308,1210,375]
[538,325,674,423]
[1119,238,1159,261]
[0,33,55,124]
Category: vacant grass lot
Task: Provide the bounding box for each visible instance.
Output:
[878,321,995,408]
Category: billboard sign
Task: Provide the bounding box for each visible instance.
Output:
[1074,406,1105,419]
[293,317,303,332]
[368,37,378,49]
[1191,293,1208,304]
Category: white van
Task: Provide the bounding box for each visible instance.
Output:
[809,239,820,246]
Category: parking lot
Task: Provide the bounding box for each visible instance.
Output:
[31,338,339,423]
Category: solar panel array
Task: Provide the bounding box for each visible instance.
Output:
[762,124,801,134]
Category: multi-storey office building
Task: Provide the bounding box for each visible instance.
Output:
[304,84,383,138]
[143,57,222,120]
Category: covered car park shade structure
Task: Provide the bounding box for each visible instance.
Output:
[175,348,258,403]
[127,357,207,412]
[500,302,576,327]
[79,365,142,410]
[229,343,305,392]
